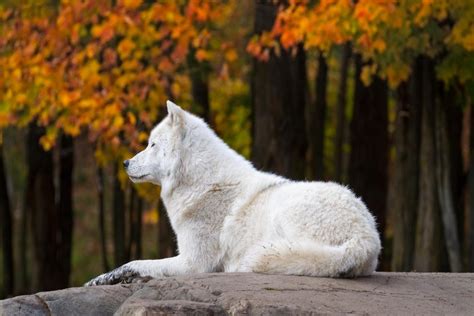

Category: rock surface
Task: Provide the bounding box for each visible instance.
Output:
[1,272,473,315]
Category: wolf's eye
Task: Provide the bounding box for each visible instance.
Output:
[151,143,156,148]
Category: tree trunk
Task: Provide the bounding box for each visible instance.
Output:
[444,88,464,268]
[251,0,307,180]
[0,144,13,298]
[334,43,351,183]
[391,59,422,272]
[414,58,443,272]
[348,55,389,262]
[135,197,143,259]
[470,102,474,272]
[157,198,177,258]
[307,53,328,180]
[19,193,29,293]
[56,134,74,287]
[96,166,109,271]
[434,87,462,272]
[189,52,211,124]
[112,166,126,267]
[128,187,143,260]
[27,124,60,291]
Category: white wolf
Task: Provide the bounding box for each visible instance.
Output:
[85,101,381,286]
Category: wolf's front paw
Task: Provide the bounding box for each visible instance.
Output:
[84,265,141,286]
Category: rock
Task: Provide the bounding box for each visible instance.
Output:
[1,272,473,315]
[0,283,146,316]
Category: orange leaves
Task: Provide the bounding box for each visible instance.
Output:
[195,49,210,62]
[117,38,136,59]
[249,0,472,88]
[120,0,143,10]
[91,24,115,44]
[0,0,243,167]
[59,90,81,107]
[248,0,353,59]
[247,33,279,62]
[187,0,211,22]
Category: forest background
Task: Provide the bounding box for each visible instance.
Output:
[1,0,474,298]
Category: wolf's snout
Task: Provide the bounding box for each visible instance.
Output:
[123,160,130,169]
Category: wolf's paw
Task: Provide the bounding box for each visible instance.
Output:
[84,265,148,286]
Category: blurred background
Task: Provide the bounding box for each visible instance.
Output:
[0,0,473,298]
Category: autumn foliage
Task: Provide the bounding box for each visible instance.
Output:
[248,0,474,87]
[0,0,239,165]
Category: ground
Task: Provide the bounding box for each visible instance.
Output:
[1,272,473,315]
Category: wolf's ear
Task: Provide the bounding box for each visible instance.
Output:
[167,100,185,125]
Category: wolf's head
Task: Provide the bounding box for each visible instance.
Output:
[124,100,201,186]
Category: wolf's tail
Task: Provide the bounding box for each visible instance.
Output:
[244,236,380,277]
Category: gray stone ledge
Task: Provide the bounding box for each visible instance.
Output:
[1,272,473,315]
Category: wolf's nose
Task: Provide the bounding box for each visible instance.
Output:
[123,160,130,168]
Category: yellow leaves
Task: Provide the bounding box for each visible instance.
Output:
[112,116,124,130]
[118,38,136,59]
[59,90,80,107]
[121,0,143,10]
[386,64,410,89]
[12,68,22,80]
[40,126,58,151]
[448,17,474,52]
[360,64,376,86]
[0,113,11,129]
[104,103,121,117]
[138,131,148,143]
[63,123,81,137]
[127,112,136,126]
[372,39,386,53]
[0,0,239,156]
[79,59,101,86]
[15,93,27,104]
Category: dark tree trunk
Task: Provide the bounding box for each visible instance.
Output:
[251,0,307,180]
[112,166,127,267]
[135,197,143,259]
[391,59,422,272]
[126,187,134,261]
[307,53,328,180]
[19,194,29,293]
[0,144,14,298]
[27,124,60,291]
[127,187,143,260]
[414,58,443,272]
[96,166,109,271]
[444,88,464,269]
[434,86,462,272]
[157,198,177,258]
[56,134,74,287]
[189,52,211,124]
[349,55,389,263]
[470,102,474,272]
[334,43,351,183]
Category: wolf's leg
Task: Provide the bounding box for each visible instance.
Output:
[84,256,188,286]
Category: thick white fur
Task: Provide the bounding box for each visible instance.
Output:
[86,101,381,285]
